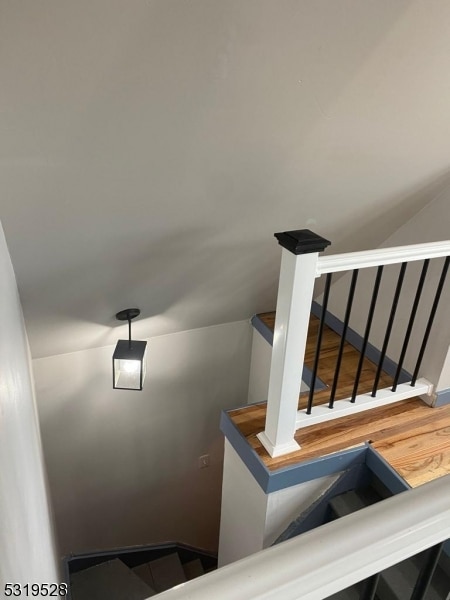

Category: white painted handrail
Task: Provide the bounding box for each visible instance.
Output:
[317,240,450,276]
[155,474,450,600]
[258,233,450,457]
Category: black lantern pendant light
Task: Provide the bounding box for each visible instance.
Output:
[113,308,147,390]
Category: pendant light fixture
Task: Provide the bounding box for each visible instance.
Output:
[113,308,147,390]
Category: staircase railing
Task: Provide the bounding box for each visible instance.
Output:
[154,474,450,600]
[256,230,450,458]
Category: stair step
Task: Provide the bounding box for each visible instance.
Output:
[132,563,157,594]
[328,491,367,519]
[378,554,446,600]
[370,475,394,501]
[355,484,383,506]
[412,557,450,600]
[429,564,450,598]
[377,558,420,600]
[145,552,187,593]
[183,558,205,580]
[70,558,155,600]
[328,485,383,520]
[425,542,450,600]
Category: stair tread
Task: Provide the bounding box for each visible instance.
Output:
[355,485,383,506]
[378,556,446,600]
[145,552,187,592]
[132,564,157,594]
[70,558,155,600]
[413,560,450,600]
[183,558,205,580]
[329,485,384,519]
[329,491,367,518]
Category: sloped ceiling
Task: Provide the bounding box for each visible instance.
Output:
[1,0,450,358]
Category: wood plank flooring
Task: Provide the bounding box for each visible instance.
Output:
[229,312,450,488]
[259,313,393,408]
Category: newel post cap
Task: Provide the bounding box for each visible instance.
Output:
[274,229,331,255]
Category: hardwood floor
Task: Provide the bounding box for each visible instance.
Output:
[229,312,450,488]
[259,312,393,407]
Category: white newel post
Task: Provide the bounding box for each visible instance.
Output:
[257,230,331,458]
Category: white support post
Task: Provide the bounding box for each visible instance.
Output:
[257,230,330,458]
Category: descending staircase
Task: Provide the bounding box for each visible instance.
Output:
[271,466,450,600]
[67,542,217,599]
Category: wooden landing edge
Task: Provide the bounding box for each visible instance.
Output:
[220,409,368,494]
[222,399,450,492]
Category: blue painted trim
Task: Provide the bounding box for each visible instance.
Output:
[251,314,273,345]
[250,314,327,391]
[311,301,412,384]
[365,446,410,495]
[220,408,367,493]
[301,365,326,391]
[220,410,271,491]
[265,445,367,493]
[435,388,450,407]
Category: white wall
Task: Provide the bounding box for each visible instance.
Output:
[323,191,450,393]
[0,224,59,585]
[437,346,450,392]
[33,320,252,557]
[218,441,339,566]
[263,473,339,547]
[218,441,268,566]
[247,329,272,405]
[5,1,450,361]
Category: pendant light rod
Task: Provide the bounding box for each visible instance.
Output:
[116,308,141,348]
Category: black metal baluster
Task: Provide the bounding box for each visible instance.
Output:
[329,269,359,409]
[360,573,380,600]
[371,262,407,397]
[307,273,332,415]
[392,259,430,392]
[351,266,384,402]
[411,256,449,385]
[409,542,444,600]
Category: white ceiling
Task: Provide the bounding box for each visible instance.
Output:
[1,0,450,358]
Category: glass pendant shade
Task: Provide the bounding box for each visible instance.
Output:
[113,308,146,390]
[113,340,147,390]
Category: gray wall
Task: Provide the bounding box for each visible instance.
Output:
[0,223,59,584]
[33,320,252,556]
[3,0,450,360]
